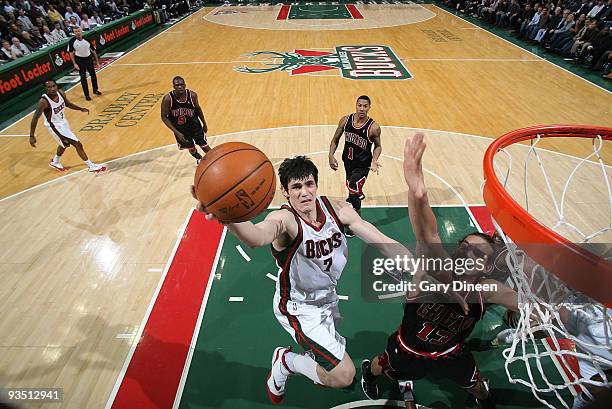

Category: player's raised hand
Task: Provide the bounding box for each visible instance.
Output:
[403,132,426,184]
[329,155,338,171]
[29,135,37,147]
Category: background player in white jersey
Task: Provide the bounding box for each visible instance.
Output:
[29,80,106,173]
[193,156,416,404]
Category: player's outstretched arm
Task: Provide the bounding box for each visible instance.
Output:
[328,116,347,171]
[226,210,290,249]
[29,98,47,147]
[334,199,413,258]
[481,279,519,312]
[404,133,440,245]
[191,186,290,248]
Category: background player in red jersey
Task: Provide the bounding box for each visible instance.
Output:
[161,76,210,165]
[360,133,519,409]
[328,95,382,237]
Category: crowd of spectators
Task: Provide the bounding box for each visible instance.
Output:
[0,0,149,63]
[442,0,612,79]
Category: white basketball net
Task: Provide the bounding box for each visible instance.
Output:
[489,133,612,408]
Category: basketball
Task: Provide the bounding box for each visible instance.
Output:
[194,142,276,223]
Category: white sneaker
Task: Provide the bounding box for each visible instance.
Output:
[266,347,292,404]
[492,329,514,346]
[88,164,108,173]
[49,161,66,171]
[398,379,415,402]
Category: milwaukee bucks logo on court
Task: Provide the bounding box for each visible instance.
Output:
[235,45,411,80]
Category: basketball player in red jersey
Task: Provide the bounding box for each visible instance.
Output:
[328,96,382,237]
[161,76,210,165]
[360,133,519,409]
[29,80,107,173]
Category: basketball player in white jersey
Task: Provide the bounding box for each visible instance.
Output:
[29,80,106,172]
[192,155,420,404]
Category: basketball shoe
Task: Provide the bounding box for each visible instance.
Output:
[475,379,496,409]
[360,359,379,399]
[88,163,107,173]
[49,161,66,171]
[266,347,293,404]
[398,380,415,405]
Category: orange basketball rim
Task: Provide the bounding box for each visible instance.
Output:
[482,125,612,307]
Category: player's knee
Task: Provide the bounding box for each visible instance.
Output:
[335,365,356,387]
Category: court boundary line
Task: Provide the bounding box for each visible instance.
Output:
[382,152,472,212]
[2,124,608,202]
[202,3,436,31]
[0,7,207,135]
[433,5,611,94]
[329,399,407,408]
[103,208,195,409]
[172,227,228,409]
[272,150,473,213]
[111,57,543,66]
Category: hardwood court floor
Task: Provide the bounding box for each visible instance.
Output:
[0,4,610,408]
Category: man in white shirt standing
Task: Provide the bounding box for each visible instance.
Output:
[68,27,101,101]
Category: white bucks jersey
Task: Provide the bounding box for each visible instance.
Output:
[42,93,67,127]
[273,196,348,307]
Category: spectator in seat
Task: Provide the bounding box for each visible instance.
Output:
[65,6,81,25]
[66,16,78,34]
[570,19,599,56]
[91,11,103,26]
[512,3,535,34]
[17,9,34,32]
[21,30,42,50]
[47,4,64,29]
[52,21,67,40]
[549,13,586,53]
[80,13,92,30]
[1,39,13,61]
[30,26,45,46]
[11,36,30,58]
[3,0,16,16]
[42,25,57,44]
